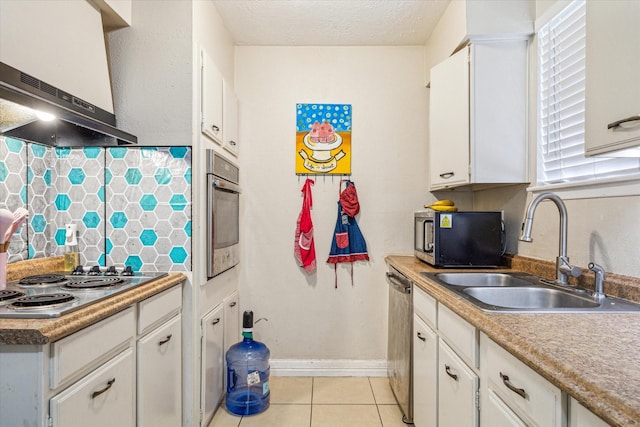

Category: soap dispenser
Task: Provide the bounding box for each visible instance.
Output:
[64,224,79,272]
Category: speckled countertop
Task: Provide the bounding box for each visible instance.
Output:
[0,256,187,345]
[386,254,640,427]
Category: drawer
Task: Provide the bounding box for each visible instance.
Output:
[49,348,135,427]
[138,285,182,335]
[413,285,437,328]
[51,307,135,388]
[438,304,478,368]
[481,334,564,427]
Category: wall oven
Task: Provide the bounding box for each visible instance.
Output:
[206,150,240,278]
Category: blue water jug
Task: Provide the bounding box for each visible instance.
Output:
[225,311,270,416]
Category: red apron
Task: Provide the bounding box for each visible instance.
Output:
[294,179,316,273]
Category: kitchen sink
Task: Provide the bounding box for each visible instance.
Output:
[433,272,536,287]
[463,287,599,309]
[420,271,640,313]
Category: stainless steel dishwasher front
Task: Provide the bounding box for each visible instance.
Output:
[386,266,413,423]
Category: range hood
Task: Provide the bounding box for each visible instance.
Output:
[0,61,137,147]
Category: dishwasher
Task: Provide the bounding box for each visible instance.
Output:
[386,266,413,424]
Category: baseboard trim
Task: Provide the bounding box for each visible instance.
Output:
[270,359,388,377]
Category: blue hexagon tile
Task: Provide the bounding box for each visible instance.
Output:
[105,147,192,272]
[0,138,192,272]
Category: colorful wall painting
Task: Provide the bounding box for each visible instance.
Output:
[296,103,352,175]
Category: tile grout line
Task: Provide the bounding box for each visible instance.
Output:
[309,377,314,427]
[369,377,386,427]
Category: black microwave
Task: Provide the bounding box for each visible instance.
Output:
[414,210,503,267]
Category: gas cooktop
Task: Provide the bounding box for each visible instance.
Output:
[0,266,168,319]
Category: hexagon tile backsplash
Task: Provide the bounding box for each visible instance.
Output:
[0,136,191,272]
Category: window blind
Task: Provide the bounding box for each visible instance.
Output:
[537,0,640,185]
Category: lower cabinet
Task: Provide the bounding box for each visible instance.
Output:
[413,314,438,427]
[50,348,135,427]
[137,314,182,426]
[569,398,609,427]
[483,388,528,427]
[438,340,479,427]
[201,303,225,426]
[480,333,564,427]
[413,286,479,427]
[0,283,184,427]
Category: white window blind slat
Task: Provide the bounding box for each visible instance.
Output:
[537,0,640,185]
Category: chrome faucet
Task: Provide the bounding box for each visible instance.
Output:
[588,262,606,300]
[519,192,581,286]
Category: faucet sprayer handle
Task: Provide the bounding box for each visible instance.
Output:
[588,262,606,299]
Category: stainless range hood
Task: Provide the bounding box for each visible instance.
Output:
[0,62,137,147]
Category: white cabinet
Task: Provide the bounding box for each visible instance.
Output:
[201,49,224,145]
[49,348,135,427]
[584,1,640,157]
[224,290,240,354]
[569,397,609,427]
[429,40,528,190]
[480,333,564,427]
[201,303,225,426]
[484,388,528,427]
[413,286,438,427]
[412,286,478,427]
[222,80,240,156]
[137,286,183,427]
[438,340,479,427]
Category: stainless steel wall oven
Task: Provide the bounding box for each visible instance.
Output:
[206,150,240,278]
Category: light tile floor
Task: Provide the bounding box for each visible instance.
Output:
[208,377,410,427]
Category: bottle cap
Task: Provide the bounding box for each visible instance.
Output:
[243,310,254,328]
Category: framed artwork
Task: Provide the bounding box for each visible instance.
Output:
[295,103,351,175]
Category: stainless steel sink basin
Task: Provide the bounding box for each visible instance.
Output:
[420,271,640,313]
[463,287,600,309]
[433,272,536,287]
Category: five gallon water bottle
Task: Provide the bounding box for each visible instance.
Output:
[225,310,270,415]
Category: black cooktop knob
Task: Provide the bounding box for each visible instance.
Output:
[88,266,102,276]
[72,265,85,275]
[121,266,134,276]
[105,266,118,276]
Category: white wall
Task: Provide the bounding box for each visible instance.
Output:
[235,46,428,366]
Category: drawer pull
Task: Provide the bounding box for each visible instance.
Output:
[607,115,640,129]
[416,332,427,342]
[229,301,237,307]
[211,125,220,132]
[500,372,526,399]
[439,171,455,179]
[159,334,173,346]
[212,317,221,325]
[444,364,458,381]
[91,378,115,399]
[229,140,237,146]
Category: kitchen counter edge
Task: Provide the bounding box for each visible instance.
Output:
[386,254,640,427]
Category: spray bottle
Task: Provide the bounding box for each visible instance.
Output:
[63,224,79,272]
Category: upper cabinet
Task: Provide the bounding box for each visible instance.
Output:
[201,49,224,145]
[222,80,239,156]
[429,40,528,190]
[584,1,640,157]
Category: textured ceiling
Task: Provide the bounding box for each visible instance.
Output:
[212,0,451,46]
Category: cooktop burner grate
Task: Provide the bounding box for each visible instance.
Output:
[8,293,77,310]
[63,277,125,289]
[18,274,68,287]
[0,289,25,302]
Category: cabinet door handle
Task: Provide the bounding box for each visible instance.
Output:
[229,140,237,146]
[91,378,115,399]
[211,125,220,132]
[500,372,526,399]
[159,334,173,346]
[229,301,237,307]
[416,332,427,341]
[607,115,640,129]
[212,317,221,325]
[444,364,458,381]
[439,171,455,179]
